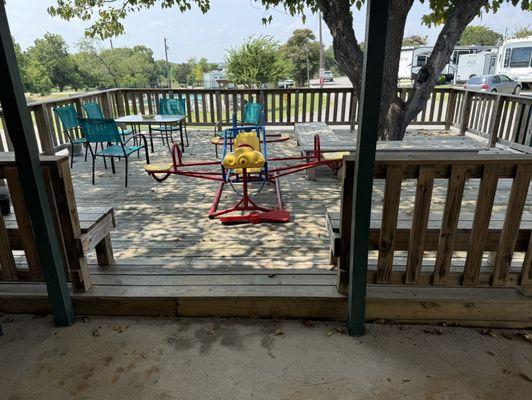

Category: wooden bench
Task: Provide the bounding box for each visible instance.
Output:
[329,153,532,293]
[0,153,115,292]
[295,122,497,179]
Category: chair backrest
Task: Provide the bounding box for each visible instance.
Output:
[53,105,80,131]
[159,98,186,115]
[79,118,122,144]
[243,102,263,125]
[82,102,105,119]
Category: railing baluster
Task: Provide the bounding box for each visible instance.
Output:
[433,166,468,285]
[405,166,434,284]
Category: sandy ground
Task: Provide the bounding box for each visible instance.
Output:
[1,315,531,400]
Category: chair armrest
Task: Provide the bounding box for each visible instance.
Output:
[123,133,148,147]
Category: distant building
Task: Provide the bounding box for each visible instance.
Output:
[203,68,234,89]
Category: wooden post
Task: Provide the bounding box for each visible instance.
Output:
[0,4,74,326]
[445,89,457,130]
[459,90,473,136]
[349,90,357,131]
[34,104,53,152]
[347,0,391,336]
[488,95,504,147]
[115,90,125,117]
[101,92,112,118]
[215,90,223,131]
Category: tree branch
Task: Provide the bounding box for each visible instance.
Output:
[402,0,488,126]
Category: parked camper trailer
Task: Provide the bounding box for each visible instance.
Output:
[455,51,498,83]
[496,36,532,89]
[399,45,493,82]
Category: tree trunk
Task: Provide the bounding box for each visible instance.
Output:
[318,0,363,95]
[379,0,413,140]
[318,0,488,141]
[396,0,488,140]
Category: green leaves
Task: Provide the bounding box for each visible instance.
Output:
[47,0,531,39]
[226,36,293,88]
[460,25,503,46]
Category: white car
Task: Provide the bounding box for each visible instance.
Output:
[278,79,294,88]
[323,71,334,82]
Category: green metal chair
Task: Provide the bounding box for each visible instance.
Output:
[212,101,264,157]
[82,102,133,139]
[79,118,150,187]
[150,98,189,146]
[53,105,87,168]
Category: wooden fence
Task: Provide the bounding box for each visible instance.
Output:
[0,87,530,155]
[451,90,532,152]
[332,153,532,292]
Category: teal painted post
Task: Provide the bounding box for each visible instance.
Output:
[0,3,74,326]
[348,0,391,336]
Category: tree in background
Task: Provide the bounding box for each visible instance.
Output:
[191,58,218,85]
[171,60,193,86]
[402,35,428,46]
[512,26,532,39]
[14,41,53,95]
[26,33,80,92]
[460,25,503,46]
[76,40,160,88]
[226,36,292,88]
[47,0,532,140]
[282,29,319,86]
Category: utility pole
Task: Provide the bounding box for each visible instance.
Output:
[164,38,171,89]
[318,11,324,88]
[306,46,310,88]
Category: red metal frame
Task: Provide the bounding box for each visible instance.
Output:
[146,134,343,224]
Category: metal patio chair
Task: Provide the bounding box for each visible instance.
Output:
[82,102,133,139]
[79,118,150,187]
[52,104,87,168]
[149,98,189,146]
[212,101,264,157]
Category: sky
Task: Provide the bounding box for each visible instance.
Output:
[5,0,531,63]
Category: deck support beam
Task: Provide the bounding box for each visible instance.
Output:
[0,3,74,326]
[347,0,391,336]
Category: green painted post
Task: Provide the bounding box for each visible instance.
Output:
[348,0,391,336]
[0,3,74,326]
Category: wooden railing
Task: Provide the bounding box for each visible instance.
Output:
[0,87,530,155]
[451,89,532,152]
[0,153,92,291]
[334,153,532,292]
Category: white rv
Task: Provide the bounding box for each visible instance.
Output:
[455,51,498,82]
[496,36,532,89]
[399,45,493,82]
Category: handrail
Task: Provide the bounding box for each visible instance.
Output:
[0,86,530,155]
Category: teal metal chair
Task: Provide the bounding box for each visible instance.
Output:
[53,105,87,168]
[82,102,133,138]
[212,101,264,157]
[150,98,189,146]
[79,118,150,187]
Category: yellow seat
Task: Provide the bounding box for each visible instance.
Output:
[211,137,222,145]
[144,163,173,173]
[322,151,350,161]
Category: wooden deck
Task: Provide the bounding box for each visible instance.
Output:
[1,127,531,325]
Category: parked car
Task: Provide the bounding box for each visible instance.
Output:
[463,74,521,94]
[323,70,334,82]
[278,79,294,88]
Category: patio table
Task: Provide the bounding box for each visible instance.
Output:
[114,114,186,153]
